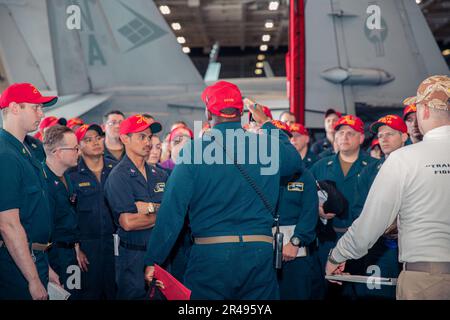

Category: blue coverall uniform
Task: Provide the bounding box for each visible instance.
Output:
[0,129,52,300]
[44,164,80,299]
[276,169,323,299]
[144,121,303,300]
[105,155,167,300]
[311,150,375,298]
[68,157,117,299]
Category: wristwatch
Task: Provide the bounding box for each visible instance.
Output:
[147,203,156,214]
[290,236,301,247]
[327,249,341,265]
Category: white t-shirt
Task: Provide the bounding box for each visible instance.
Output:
[333,125,450,263]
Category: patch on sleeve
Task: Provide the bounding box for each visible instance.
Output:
[287,182,304,192]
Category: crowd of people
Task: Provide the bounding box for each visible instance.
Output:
[0,75,449,300]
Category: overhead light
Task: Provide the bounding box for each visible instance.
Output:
[260,44,268,52]
[256,62,264,68]
[171,23,181,31]
[443,49,450,56]
[265,21,274,29]
[255,69,263,75]
[269,1,279,11]
[182,47,191,54]
[177,36,186,44]
[257,54,266,61]
[415,0,422,4]
[159,5,171,15]
[262,34,271,42]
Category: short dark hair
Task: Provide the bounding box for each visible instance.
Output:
[142,114,154,120]
[220,108,241,116]
[103,110,125,123]
[43,125,74,154]
[279,111,295,120]
[172,120,187,127]
[211,108,241,123]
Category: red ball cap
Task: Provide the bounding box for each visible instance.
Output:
[0,83,58,109]
[67,118,84,129]
[169,126,194,142]
[75,124,104,143]
[201,81,243,118]
[120,114,162,135]
[39,116,59,131]
[289,123,309,136]
[34,131,43,141]
[271,120,292,137]
[402,103,417,120]
[370,114,407,134]
[334,115,364,133]
[370,138,380,150]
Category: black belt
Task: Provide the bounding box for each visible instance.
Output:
[0,240,52,252]
[119,240,147,252]
[53,242,76,249]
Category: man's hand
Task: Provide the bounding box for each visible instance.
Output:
[325,260,346,285]
[282,243,299,262]
[135,201,149,215]
[244,98,270,125]
[135,202,160,215]
[319,205,336,220]
[144,266,165,290]
[48,266,61,287]
[28,278,48,300]
[144,265,155,284]
[75,245,89,272]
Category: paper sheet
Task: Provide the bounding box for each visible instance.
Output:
[48,282,71,300]
[113,233,120,256]
[272,225,307,257]
[325,274,397,286]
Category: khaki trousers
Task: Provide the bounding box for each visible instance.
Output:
[396,270,450,300]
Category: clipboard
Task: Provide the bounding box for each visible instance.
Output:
[325,274,397,286]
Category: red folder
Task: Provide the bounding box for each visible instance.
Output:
[153,264,191,300]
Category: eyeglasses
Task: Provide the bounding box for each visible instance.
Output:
[55,146,80,153]
[82,135,104,144]
[106,120,123,126]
